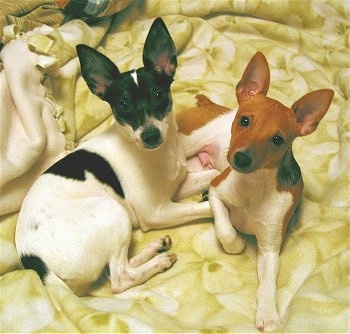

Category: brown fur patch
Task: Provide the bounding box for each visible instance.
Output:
[177,94,230,135]
[210,167,231,187]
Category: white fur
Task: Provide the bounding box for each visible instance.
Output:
[178,105,289,332]
[178,51,332,332]
[16,20,219,295]
[77,115,214,230]
[15,104,215,296]
[209,166,294,332]
[129,115,169,150]
[130,70,138,86]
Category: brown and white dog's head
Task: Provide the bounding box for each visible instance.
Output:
[228,52,334,173]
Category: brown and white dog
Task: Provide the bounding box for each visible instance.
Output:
[15,18,216,296]
[178,52,334,332]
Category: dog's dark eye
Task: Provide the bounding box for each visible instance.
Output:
[239,116,250,127]
[119,99,128,112]
[271,135,284,146]
[155,90,166,100]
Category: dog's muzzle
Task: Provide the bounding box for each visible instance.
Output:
[141,126,162,149]
[232,151,253,173]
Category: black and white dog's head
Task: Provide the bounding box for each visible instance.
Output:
[76,18,177,149]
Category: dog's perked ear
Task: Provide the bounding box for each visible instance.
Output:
[76,44,120,101]
[142,18,177,77]
[291,89,334,136]
[236,52,270,104]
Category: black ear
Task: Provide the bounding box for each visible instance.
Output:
[142,18,177,77]
[76,44,120,101]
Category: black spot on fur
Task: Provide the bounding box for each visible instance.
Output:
[277,149,301,188]
[44,149,124,197]
[21,255,48,281]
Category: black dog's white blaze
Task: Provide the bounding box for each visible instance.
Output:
[44,149,124,197]
[130,70,139,87]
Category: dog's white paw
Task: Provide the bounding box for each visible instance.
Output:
[129,235,173,268]
[157,235,172,252]
[256,307,280,333]
[222,236,246,254]
[156,252,177,271]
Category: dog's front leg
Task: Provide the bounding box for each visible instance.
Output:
[174,169,220,201]
[209,193,245,254]
[139,200,213,231]
[255,248,280,332]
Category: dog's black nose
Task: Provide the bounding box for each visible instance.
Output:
[141,127,162,148]
[233,151,252,171]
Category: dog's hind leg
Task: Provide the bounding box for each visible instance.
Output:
[44,271,70,290]
[129,235,172,267]
[109,249,176,294]
[45,271,91,297]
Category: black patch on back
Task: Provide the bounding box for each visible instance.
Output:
[277,149,301,188]
[44,149,124,197]
[21,254,48,281]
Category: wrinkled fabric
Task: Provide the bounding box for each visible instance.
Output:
[0,0,349,332]
[0,18,112,215]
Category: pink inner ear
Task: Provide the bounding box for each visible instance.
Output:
[235,52,270,104]
[292,89,334,137]
[236,80,260,103]
[94,83,107,97]
[155,54,175,76]
[89,73,111,96]
[297,118,318,136]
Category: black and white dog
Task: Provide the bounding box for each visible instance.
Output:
[15,18,217,296]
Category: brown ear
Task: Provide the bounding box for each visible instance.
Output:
[291,89,334,136]
[235,52,270,104]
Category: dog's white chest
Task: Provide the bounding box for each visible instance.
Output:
[219,169,293,236]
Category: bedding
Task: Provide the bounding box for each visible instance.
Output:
[0,0,132,44]
[0,0,349,332]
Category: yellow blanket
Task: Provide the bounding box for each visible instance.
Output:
[1,0,349,332]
